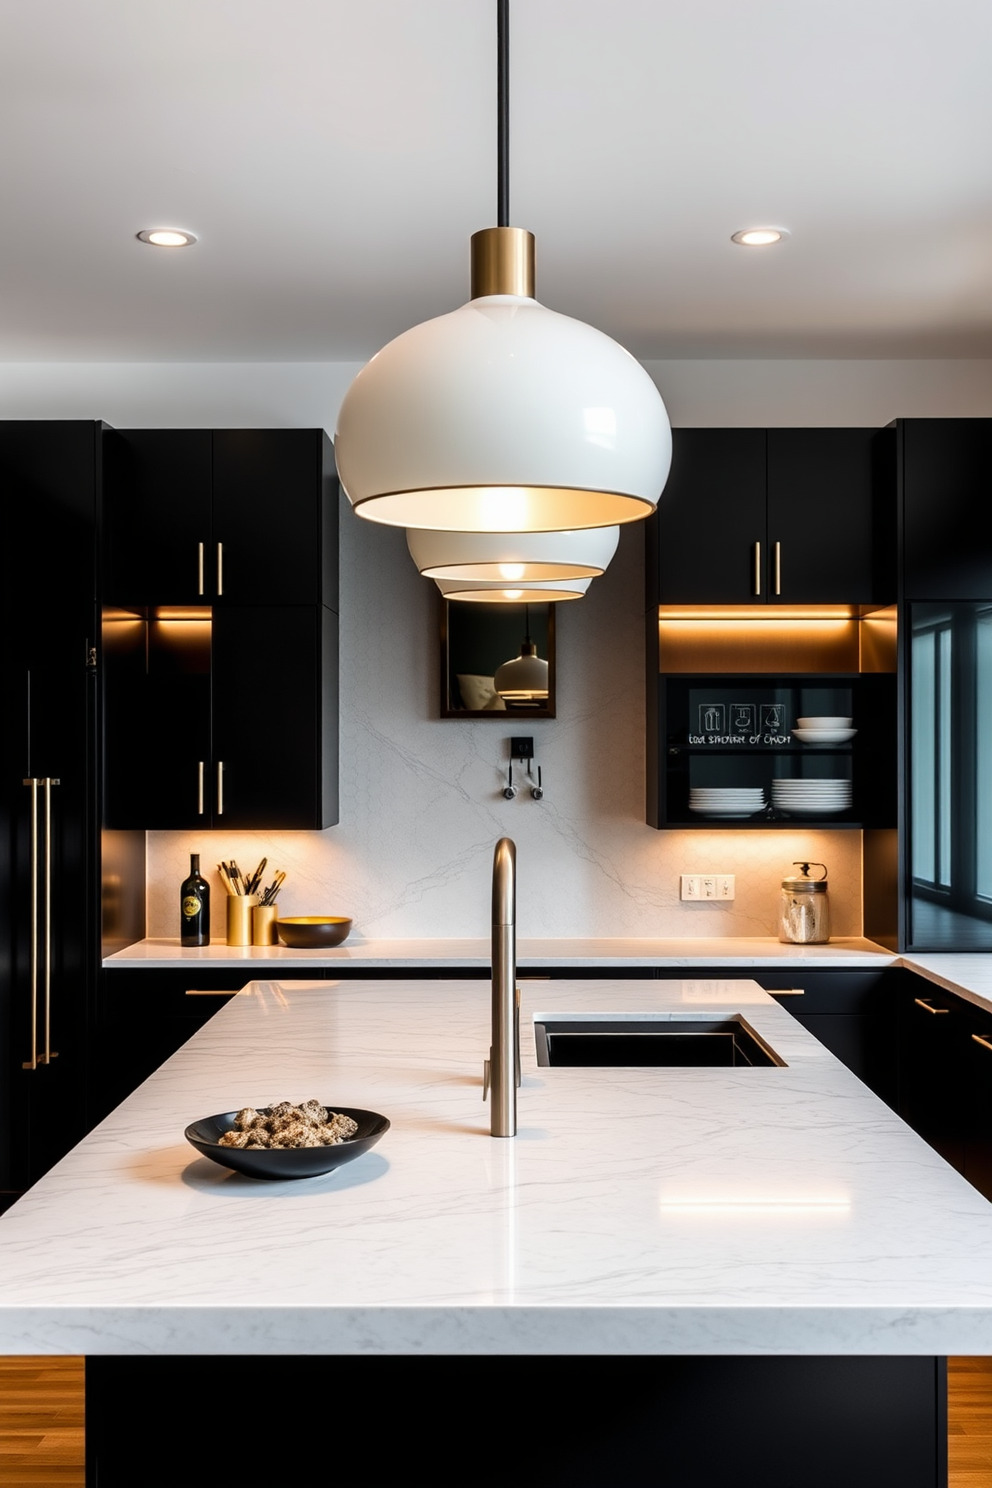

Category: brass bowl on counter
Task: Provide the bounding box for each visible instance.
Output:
[276,915,352,948]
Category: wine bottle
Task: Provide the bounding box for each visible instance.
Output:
[180,853,210,947]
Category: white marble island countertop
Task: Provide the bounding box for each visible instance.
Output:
[3,975,992,1357]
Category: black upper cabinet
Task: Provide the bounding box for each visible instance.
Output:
[652,430,766,604]
[766,429,879,603]
[900,418,992,600]
[103,428,338,609]
[649,428,883,605]
[101,427,340,832]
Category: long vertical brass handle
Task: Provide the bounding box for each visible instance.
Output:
[42,778,59,1064]
[22,778,39,1070]
[198,542,205,596]
[774,541,781,596]
[217,760,224,815]
[972,1034,992,1054]
[753,541,762,596]
[197,760,205,815]
[217,542,223,596]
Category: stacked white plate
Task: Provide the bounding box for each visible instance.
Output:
[688,787,766,818]
[792,715,857,745]
[771,778,852,814]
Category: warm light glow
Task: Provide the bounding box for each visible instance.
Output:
[407,525,619,584]
[658,605,856,621]
[137,228,197,248]
[731,228,788,247]
[354,483,652,533]
[151,606,212,621]
[503,588,524,599]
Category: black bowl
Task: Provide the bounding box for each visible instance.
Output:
[276,916,352,948]
[184,1105,389,1180]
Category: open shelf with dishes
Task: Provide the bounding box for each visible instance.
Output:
[657,674,895,828]
[646,605,898,831]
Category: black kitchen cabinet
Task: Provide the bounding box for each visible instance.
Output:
[1,422,107,1206]
[106,603,339,829]
[647,427,883,605]
[899,418,992,601]
[103,428,338,609]
[895,974,992,1202]
[101,427,340,832]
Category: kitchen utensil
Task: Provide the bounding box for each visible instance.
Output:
[276,915,352,948]
[778,861,830,943]
[226,893,259,946]
[796,716,852,729]
[184,1105,389,1180]
[251,904,279,946]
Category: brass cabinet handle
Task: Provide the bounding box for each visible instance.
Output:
[22,778,38,1070]
[753,541,762,596]
[217,541,223,596]
[197,760,205,815]
[42,777,58,1066]
[22,777,60,1070]
[972,1034,992,1054]
[774,541,782,596]
[198,542,205,596]
[217,760,224,815]
[914,997,949,1014]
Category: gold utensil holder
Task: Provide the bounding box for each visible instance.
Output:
[226,894,259,946]
[251,904,279,946]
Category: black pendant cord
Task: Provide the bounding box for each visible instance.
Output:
[497,0,509,226]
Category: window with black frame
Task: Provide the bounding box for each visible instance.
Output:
[909,602,992,948]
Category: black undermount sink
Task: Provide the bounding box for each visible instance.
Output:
[534,1016,785,1068]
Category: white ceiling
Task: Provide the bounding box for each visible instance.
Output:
[3,0,992,363]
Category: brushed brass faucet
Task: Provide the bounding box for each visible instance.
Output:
[485,837,520,1137]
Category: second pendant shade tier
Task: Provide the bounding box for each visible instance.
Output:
[407,525,619,584]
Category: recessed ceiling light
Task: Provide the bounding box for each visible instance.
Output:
[731,228,789,247]
[136,229,198,248]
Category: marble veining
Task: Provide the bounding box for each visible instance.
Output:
[3,976,992,1356]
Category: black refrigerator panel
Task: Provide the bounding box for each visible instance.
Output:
[1,422,103,1205]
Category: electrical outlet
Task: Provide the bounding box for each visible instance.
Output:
[510,736,534,759]
[680,873,735,901]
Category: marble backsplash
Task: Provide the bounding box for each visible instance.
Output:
[146,494,864,943]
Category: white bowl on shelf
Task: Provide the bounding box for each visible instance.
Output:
[792,727,857,744]
[796,716,852,729]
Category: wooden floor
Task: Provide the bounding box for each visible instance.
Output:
[0,1358,84,1486]
[0,1355,989,1484]
[949,1357,992,1486]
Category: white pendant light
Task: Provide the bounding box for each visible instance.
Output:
[408,526,619,584]
[495,611,550,702]
[334,3,671,536]
[435,574,592,603]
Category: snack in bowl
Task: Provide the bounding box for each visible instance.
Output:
[218,1099,358,1149]
[185,1102,389,1180]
